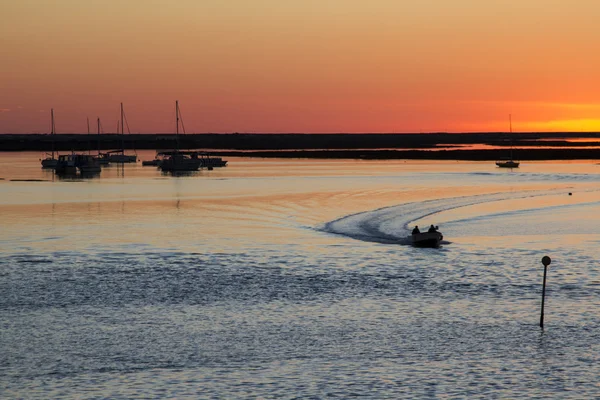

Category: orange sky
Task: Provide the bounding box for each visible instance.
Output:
[1,0,600,133]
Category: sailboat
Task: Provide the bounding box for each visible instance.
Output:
[496,114,520,168]
[107,103,137,163]
[93,118,110,165]
[159,100,202,172]
[41,109,59,168]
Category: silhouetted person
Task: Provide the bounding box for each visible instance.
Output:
[412,226,420,234]
[428,224,437,233]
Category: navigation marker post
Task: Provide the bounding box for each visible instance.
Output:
[540,256,551,329]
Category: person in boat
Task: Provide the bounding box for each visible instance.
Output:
[428,224,437,233]
[412,226,420,234]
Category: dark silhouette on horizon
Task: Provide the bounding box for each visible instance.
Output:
[2,132,600,160]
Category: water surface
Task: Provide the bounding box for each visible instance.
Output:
[2,152,600,398]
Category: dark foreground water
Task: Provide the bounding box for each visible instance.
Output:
[2,153,600,398]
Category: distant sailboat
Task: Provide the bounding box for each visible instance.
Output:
[159,100,202,172]
[41,109,59,168]
[107,103,137,163]
[93,118,110,165]
[496,114,520,168]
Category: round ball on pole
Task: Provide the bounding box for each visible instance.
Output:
[540,255,551,329]
[542,256,551,267]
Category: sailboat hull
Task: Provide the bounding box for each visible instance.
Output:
[496,161,520,168]
[160,155,201,172]
[108,154,137,163]
[95,157,110,165]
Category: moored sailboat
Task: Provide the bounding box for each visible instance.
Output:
[159,101,202,172]
[108,103,137,163]
[93,118,110,165]
[41,109,59,169]
[496,114,520,168]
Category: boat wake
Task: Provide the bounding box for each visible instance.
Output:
[321,189,575,245]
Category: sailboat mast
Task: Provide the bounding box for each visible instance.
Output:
[50,108,55,158]
[97,117,101,155]
[120,103,125,156]
[176,100,180,151]
[509,114,513,159]
[87,117,91,155]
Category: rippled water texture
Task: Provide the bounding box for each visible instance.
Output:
[2,152,600,398]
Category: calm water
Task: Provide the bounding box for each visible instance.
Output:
[2,151,600,398]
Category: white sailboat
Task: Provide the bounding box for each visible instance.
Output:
[41,109,59,168]
[496,114,520,168]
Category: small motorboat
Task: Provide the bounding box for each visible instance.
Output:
[411,231,443,248]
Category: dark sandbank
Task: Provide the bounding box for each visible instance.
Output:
[2,132,600,160]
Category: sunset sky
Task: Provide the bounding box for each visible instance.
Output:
[1,0,600,133]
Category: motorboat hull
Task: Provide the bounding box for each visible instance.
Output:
[55,154,102,176]
[41,158,59,169]
[411,231,443,248]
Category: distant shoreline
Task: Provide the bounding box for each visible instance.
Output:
[195,149,600,161]
[2,132,600,160]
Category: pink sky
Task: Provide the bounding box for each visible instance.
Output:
[1,0,600,133]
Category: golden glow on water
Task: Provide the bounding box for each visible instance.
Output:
[2,151,600,254]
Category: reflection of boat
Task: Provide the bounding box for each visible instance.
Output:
[411,231,443,248]
[159,101,201,172]
[41,109,59,169]
[496,114,519,168]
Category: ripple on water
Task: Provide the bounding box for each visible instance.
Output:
[3,162,600,397]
